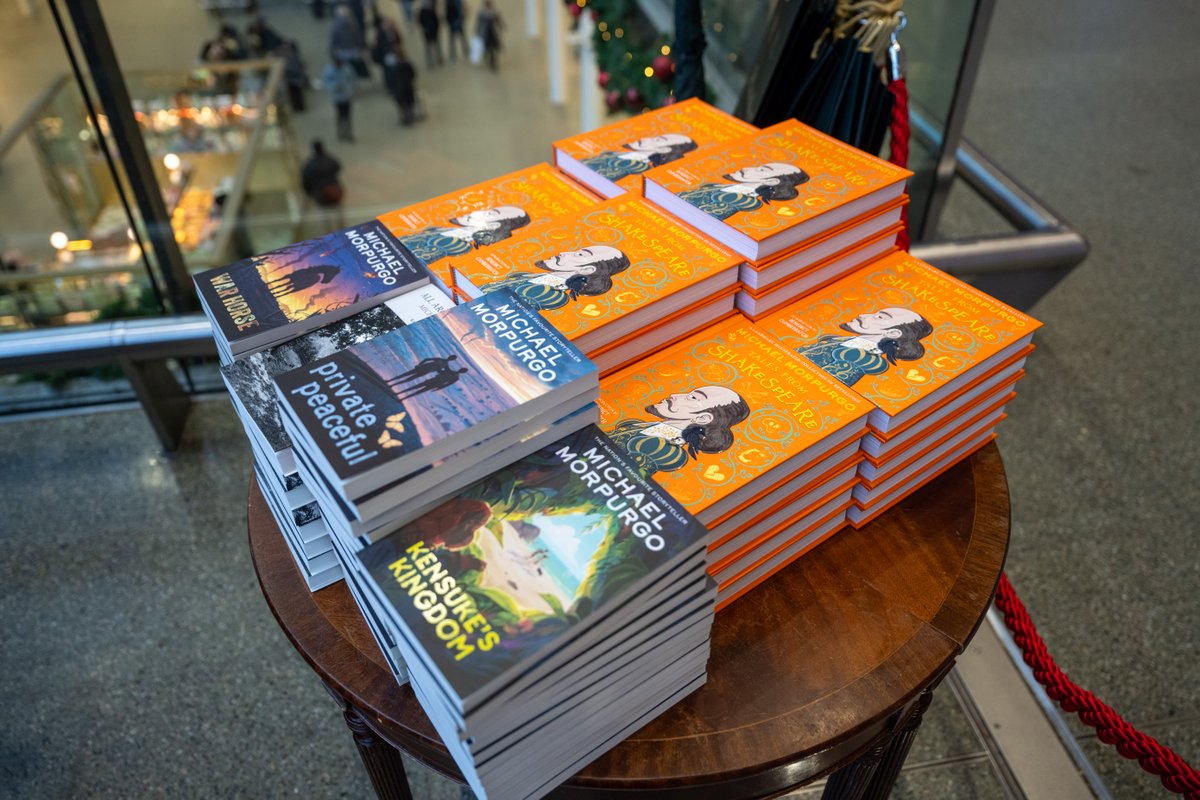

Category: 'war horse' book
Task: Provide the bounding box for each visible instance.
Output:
[195,220,432,363]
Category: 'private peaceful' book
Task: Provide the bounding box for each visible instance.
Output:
[642,120,911,262]
[195,220,431,362]
[221,285,455,479]
[553,98,756,197]
[375,163,600,292]
[273,289,599,502]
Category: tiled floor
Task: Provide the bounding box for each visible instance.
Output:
[1,0,1198,797]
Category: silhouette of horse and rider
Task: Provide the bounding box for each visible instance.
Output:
[266,265,341,298]
[386,355,469,401]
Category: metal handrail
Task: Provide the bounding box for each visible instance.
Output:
[0,315,214,372]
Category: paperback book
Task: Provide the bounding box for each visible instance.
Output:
[274,289,598,501]
[553,97,756,197]
[222,285,455,479]
[642,120,911,261]
[376,163,600,291]
[194,220,431,362]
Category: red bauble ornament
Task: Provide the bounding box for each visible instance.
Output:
[598,70,610,89]
[605,90,622,111]
[652,54,674,82]
[624,86,642,106]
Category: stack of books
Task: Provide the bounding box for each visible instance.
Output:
[194,221,432,364]
[352,425,715,800]
[222,285,455,589]
[553,97,756,198]
[758,251,1041,527]
[452,197,743,374]
[375,163,600,296]
[641,121,911,319]
[597,316,871,610]
[271,290,600,566]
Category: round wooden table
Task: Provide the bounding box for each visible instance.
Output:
[249,442,1010,800]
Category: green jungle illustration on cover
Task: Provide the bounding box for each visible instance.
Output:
[361,427,700,693]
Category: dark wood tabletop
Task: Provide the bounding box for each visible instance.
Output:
[248,441,1009,799]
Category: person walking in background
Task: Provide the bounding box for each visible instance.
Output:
[301,140,346,234]
[417,0,443,68]
[444,0,467,62]
[371,17,403,71]
[329,3,370,78]
[322,57,358,142]
[475,0,502,71]
[383,46,419,126]
[279,40,310,112]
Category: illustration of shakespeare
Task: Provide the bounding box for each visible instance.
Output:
[580,134,698,183]
[608,385,750,477]
[398,206,532,263]
[678,162,810,220]
[795,307,933,387]
[479,245,631,311]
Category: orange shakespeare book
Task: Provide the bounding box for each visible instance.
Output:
[375,163,599,292]
[642,120,911,261]
[453,197,742,371]
[597,316,870,533]
[756,251,1042,432]
[553,98,756,198]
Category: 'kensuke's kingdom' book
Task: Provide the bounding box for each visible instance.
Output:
[222,285,454,478]
[195,220,432,362]
[642,121,912,261]
[376,163,601,292]
[553,98,757,197]
[356,424,709,714]
[756,251,1042,432]
[273,289,598,500]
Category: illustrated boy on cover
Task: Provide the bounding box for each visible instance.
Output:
[480,245,631,310]
[795,307,933,387]
[607,385,750,477]
[580,133,698,183]
[398,205,532,263]
[679,162,810,220]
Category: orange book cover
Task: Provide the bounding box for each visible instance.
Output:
[375,163,599,288]
[756,251,1042,422]
[597,316,869,522]
[453,197,742,352]
[642,120,911,252]
[553,97,757,195]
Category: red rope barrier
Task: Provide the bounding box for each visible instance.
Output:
[995,573,1200,798]
[887,77,911,252]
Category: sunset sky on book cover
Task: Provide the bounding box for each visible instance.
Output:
[356,424,707,696]
[375,163,600,285]
[454,197,741,344]
[597,317,869,515]
[757,251,1042,418]
[195,220,427,343]
[643,121,912,243]
[554,98,757,192]
[273,290,595,482]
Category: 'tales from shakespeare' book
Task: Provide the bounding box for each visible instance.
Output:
[376,163,600,291]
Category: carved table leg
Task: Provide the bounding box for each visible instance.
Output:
[861,687,936,800]
[343,705,416,800]
[821,739,888,800]
[323,682,415,800]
